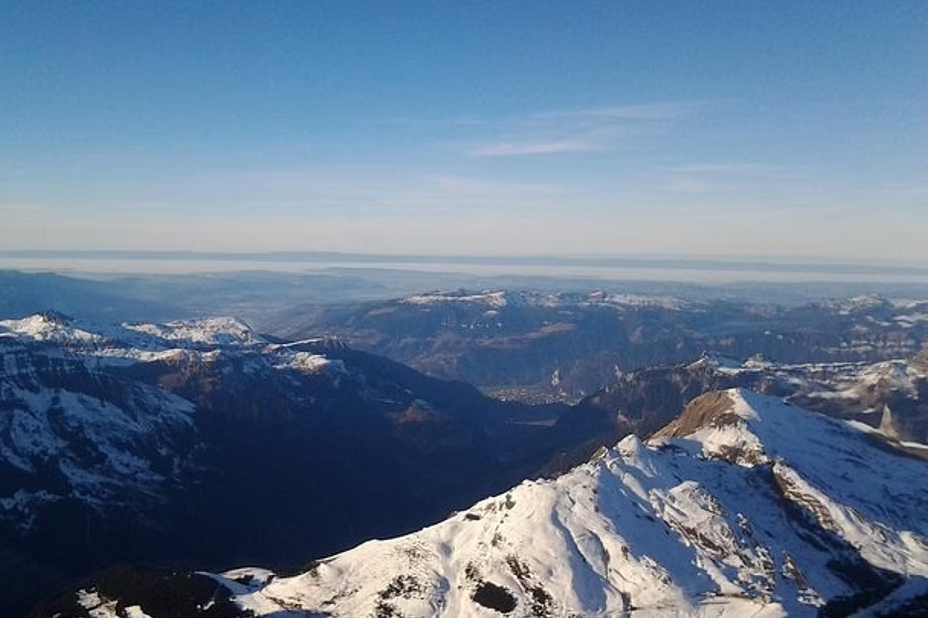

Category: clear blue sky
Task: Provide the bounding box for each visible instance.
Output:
[1,1,926,261]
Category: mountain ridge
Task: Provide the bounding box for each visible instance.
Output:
[267,290,928,404]
[35,388,928,617]
[1,312,582,615]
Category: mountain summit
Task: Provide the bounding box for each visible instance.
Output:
[44,389,928,617]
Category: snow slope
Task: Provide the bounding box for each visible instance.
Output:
[0,313,344,523]
[213,389,927,617]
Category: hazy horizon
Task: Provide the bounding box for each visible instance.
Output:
[4,249,928,286]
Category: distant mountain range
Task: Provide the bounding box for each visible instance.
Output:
[5,269,928,337]
[269,290,928,404]
[571,349,928,446]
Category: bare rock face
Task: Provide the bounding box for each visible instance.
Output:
[651,390,736,439]
[879,404,900,439]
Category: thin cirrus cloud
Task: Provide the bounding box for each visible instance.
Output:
[667,163,793,177]
[655,162,801,196]
[655,163,806,197]
[465,101,702,158]
[467,139,600,157]
[532,102,703,122]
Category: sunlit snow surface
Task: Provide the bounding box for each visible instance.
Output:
[220,389,927,617]
[77,587,154,618]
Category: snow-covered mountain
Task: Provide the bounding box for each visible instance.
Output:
[0,312,321,523]
[42,389,928,617]
[1,312,588,615]
[572,350,928,455]
[697,352,928,445]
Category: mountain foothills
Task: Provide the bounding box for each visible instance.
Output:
[2,289,928,616]
[0,312,576,615]
[268,291,928,404]
[36,390,928,617]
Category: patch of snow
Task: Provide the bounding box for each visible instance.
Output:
[76,588,102,609]
[402,290,509,308]
[122,316,265,346]
[222,567,276,591]
[0,314,107,346]
[604,294,688,310]
[275,352,331,373]
[77,588,120,618]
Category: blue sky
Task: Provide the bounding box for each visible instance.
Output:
[1,1,926,261]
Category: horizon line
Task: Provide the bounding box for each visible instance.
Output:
[2,250,928,277]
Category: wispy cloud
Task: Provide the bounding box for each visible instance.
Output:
[468,139,600,157]
[0,202,58,218]
[667,163,791,177]
[533,102,703,122]
[881,182,928,198]
[465,102,702,158]
[651,161,807,198]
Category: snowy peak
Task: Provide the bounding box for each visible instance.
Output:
[0,313,265,351]
[0,313,107,346]
[121,316,265,347]
[651,390,928,563]
[402,290,511,308]
[651,390,744,440]
[818,294,891,315]
[0,313,337,381]
[126,391,926,618]
[0,315,350,536]
[607,351,928,444]
[599,292,691,311]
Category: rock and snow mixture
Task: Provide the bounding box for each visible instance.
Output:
[0,314,344,520]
